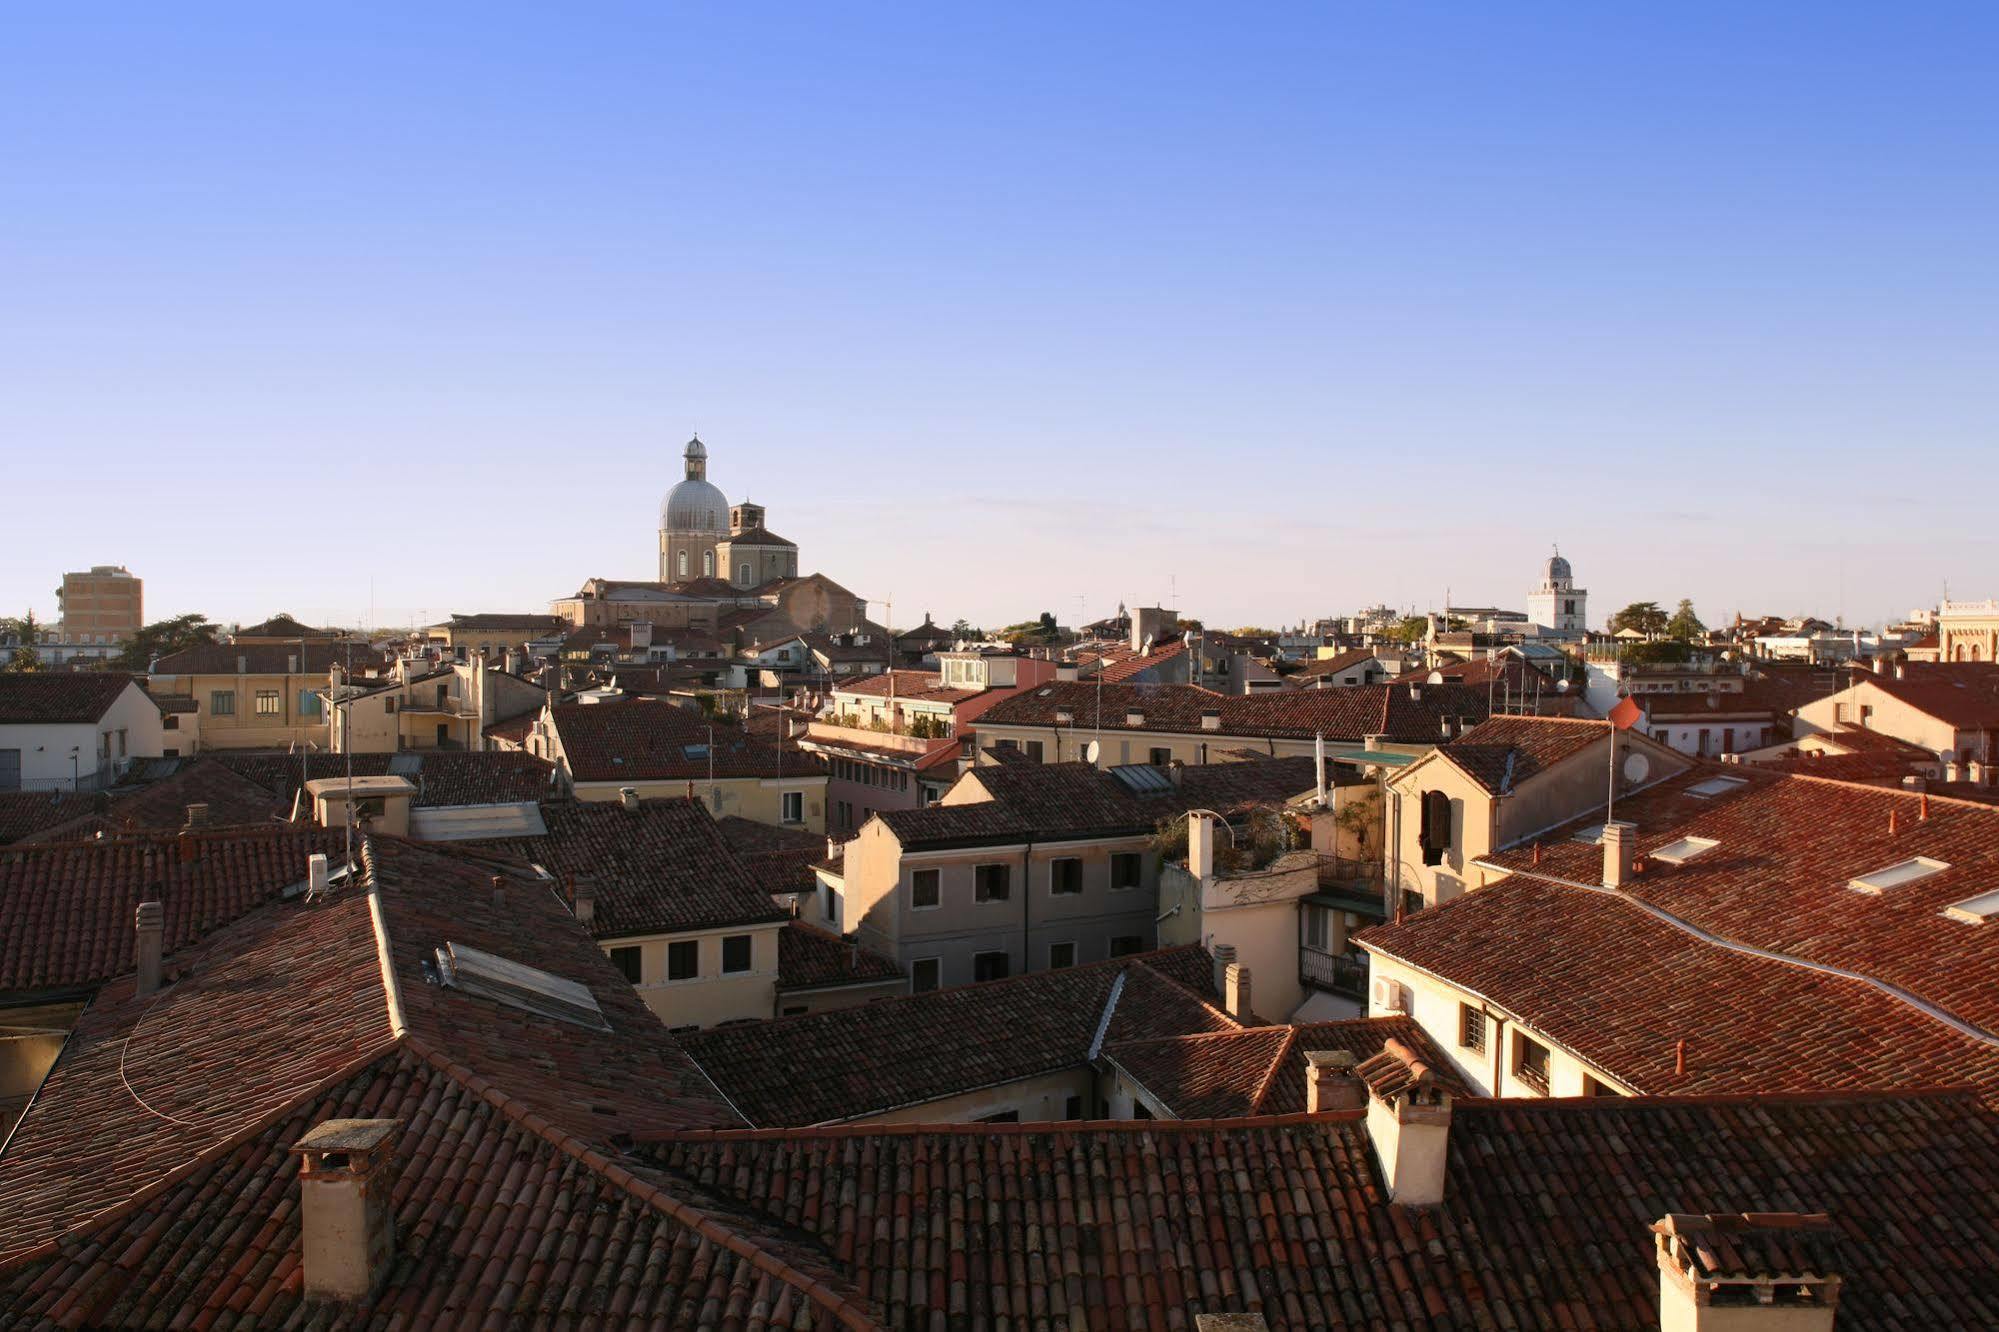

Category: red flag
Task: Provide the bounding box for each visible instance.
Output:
[1608,695,1643,731]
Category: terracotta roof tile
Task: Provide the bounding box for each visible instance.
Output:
[777,922,904,991]
[0,672,139,725]
[1103,1018,1465,1118]
[1436,714,1610,793]
[548,698,826,784]
[979,679,1495,743]
[213,748,555,808]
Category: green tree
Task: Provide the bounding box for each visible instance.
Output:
[1665,599,1706,642]
[115,612,218,669]
[948,618,978,639]
[1609,601,1669,637]
[1384,615,1430,644]
[2,610,44,672]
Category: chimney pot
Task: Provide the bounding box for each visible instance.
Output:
[619,786,639,812]
[1363,1049,1453,1206]
[134,900,165,997]
[1210,942,1236,997]
[1601,820,1637,889]
[1304,1049,1365,1113]
[1224,961,1253,1021]
[292,1118,402,1303]
[1652,1212,1842,1331]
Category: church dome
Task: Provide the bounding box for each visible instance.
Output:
[660,436,728,532]
[1545,551,1572,584]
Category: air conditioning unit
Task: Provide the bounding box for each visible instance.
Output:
[1370,976,1409,1015]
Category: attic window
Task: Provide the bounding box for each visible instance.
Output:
[1651,836,1719,865]
[1944,890,1999,924]
[1685,776,1748,799]
[1848,856,1950,895]
[432,942,610,1031]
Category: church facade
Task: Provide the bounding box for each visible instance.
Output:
[658,436,799,588]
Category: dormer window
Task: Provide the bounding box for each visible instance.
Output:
[1849,856,1950,895]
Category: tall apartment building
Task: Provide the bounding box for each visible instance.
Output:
[55,566,142,646]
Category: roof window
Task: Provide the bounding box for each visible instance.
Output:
[1685,776,1748,799]
[1944,890,1999,924]
[431,941,610,1030]
[682,744,709,760]
[1571,824,1606,845]
[1848,856,1950,895]
[1651,835,1718,865]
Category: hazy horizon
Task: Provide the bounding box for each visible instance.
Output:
[5,4,1994,634]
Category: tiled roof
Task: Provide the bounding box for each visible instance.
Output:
[677,945,1239,1126]
[481,708,539,745]
[722,523,796,547]
[476,797,788,936]
[0,672,138,725]
[1094,638,1189,683]
[150,641,390,675]
[1477,766,1999,1035]
[875,757,1319,851]
[0,826,343,999]
[548,698,826,783]
[978,679,1494,742]
[777,921,904,991]
[1102,1017,1465,1118]
[0,791,98,846]
[647,1091,1999,1330]
[1432,714,1612,793]
[438,611,564,633]
[1858,663,1999,729]
[718,814,828,894]
[0,837,880,1328]
[832,670,983,704]
[1290,648,1381,678]
[1358,873,1999,1103]
[19,757,288,843]
[212,748,555,808]
[231,613,341,639]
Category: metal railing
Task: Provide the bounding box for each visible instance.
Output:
[1300,946,1369,998]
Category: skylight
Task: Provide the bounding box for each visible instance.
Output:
[433,942,610,1031]
[1571,824,1606,845]
[1686,776,1748,799]
[681,744,709,759]
[1848,857,1950,895]
[1651,836,1719,865]
[1944,890,1999,925]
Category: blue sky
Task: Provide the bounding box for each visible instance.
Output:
[3,4,1993,634]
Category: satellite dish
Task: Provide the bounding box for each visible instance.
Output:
[1622,752,1651,784]
[1083,740,1101,765]
[1555,678,1570,692]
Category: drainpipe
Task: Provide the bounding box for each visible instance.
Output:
[1491,1012,1507,1097]
[1022,836,1035,973]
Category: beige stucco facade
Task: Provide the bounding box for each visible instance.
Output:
[1157,851,1318,1022]
[1939,599,1999,663]
[841,1067,1094,1126]
[600,920,783,1031]
[1794,674,1989,762]
[149,668,331,751]
[571,774,825,833]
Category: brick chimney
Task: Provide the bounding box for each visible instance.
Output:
[1188,812,1216,882]
[1652,1212,1841,1331]
[1305,1049,1365,1113]
[1602,820,1637,889]
[1224,961,1252,1021]
[1362,1039,1453,1206]
[1210,942,1236,998]
[291,1119,402,1303]
[134,901,164,998]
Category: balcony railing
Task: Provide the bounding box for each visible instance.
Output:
[1300,946,1369,999]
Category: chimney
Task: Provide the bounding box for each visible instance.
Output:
[1200,709,1221,731]
[572,876,595,928]
[1055,708,1074,725]
[1408,682,1423,701]
[1602,820,1637,889]
[1188,812,1217,882]
[329,662,344,689]
[1126,709,1146,727]
[1056,664,1079,682]
[1210,942,1236,997]
[237,654,248,675]
[307,852,330,898]
[1945,760,1962,784]
[1305,1049,1365,1113]
[1970,760,1987,786]
[490,875,505,912]
[1166,758,1185,788]
[1224,961,1252,1021]
[1873,654,1887,675]
[291,1119,402,1303]
[619,786,640,812]
[183,802,210,829]
[135,900,164,998]
[1902,775,1926,794]
[1651,1213,1841,1331]
[1364,1040,1453,1206]
[1894,662,1907,680]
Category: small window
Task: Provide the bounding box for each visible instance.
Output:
[721,934,752,974]
[975,863,1011,903]
[1023,740,1044,763]
[1050,858,1083,895]
[1651,836,1719,865]
[1514,1033,1551,1093]
[1110,852,1142,891]
[609,946,642,983]
[1131,1101,1153,1121]
[1304,904,1329,950]
[781,1004,808,1016]
[973,950,1010,982]
[1108,935,1143,958]
[209,690,236,716]
[911,957,942,992]
[1459,1004,1486,1054]
[1049,941,1077,969]
[1850,857,1950,895]
[1149,747,1172,767]
[298,690,322,717]
[1582,1074,1620,1098]
[255,690,281,715]
[1064,1094,1083,1120]
[781,791,804,824]
[666,940,699,981]
[911,868,940,910]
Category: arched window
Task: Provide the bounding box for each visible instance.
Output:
[703,551,715,577]
[738,563,752,586]
[677,550,688,577]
